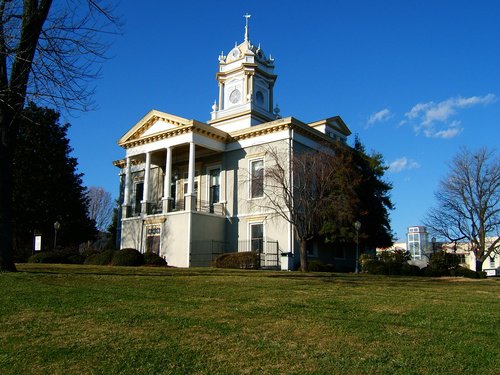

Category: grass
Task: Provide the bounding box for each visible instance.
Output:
[0,264,498,374]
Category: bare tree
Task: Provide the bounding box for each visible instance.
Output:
[259,143,360,271]
[0,1,118,271]
[87,186,113,232]
[424,147,499,272]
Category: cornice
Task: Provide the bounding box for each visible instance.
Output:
[118,109,190,145]
[208,108,274,126]
[113,158,142,169]
[115,113,349,158]
[119,121,229,150]
[130,114,185,141]
[308,116,352,136]
[227,116,346,146]
[145,217,166,225]
[216,64,277,81]
[229,118,292,141]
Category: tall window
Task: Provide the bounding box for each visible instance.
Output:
[209,168,220,205]
[250,159,264,198]
[134,182,144,215]
[183,172,199,196]
[250,223,264,252]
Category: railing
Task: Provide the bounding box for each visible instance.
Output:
[190,240,228,267]
[171,198,225,216]
[189,238,280,269]
[125,198,225,217]
[237,238,280,269]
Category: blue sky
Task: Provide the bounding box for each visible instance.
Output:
[66,0,500,241]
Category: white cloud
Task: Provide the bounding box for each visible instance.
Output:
[426,120,463,139]
[404,94,496,139]
[367,108,393,127]
[388,157,420,173]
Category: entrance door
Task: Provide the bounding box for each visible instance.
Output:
[146,226,161,254]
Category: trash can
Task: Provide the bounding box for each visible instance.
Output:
[280,252,293,271]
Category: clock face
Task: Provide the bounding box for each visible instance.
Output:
[229,89,241,104]
[230,48,240,59]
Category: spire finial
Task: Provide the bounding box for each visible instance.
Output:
[244,13,251,42]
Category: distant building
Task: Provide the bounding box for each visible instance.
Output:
[377,228,499,276]
[439,239,499,276]
[407,226,430,260]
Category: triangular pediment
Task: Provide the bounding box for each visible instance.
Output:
[308,116,352,136]
[118,109,189,145]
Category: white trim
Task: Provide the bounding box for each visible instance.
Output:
[145,223,162,255]
[248,221,265,253]
[236,210,287,219]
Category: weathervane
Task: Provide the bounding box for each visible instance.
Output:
[244,13,251,42]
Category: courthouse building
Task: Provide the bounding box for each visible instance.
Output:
[114,19,352,268]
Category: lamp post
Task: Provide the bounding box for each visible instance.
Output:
[53,221,61,249]
[431,236,436,256]
[354,220,361,274]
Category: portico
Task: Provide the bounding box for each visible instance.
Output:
[118,113,228,218]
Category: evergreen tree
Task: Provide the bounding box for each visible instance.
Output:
[321,136,394,250]
[12,103,96,257]
[352,136,394,249]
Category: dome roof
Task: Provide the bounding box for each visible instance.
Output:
[218,14,274,68]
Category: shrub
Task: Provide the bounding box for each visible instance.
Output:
[422,266,445,277]
[84,249,115,265]
[362,250,414,275]
[426,251,462,276]
[28,251,67,264]
[214,252,259,269]
[308,260,335,272]
[359,254,374,272]
[13,248,33,263]
[66,253,85,264]
[143,252,167,267]
[110,248,144,267]
[81,249,100,259]
[450,266,482,279]
[400,263,421,276]
[28,247,84,264]
[364,260,387,275]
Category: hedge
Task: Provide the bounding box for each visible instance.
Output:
[214,252,259,269]
[143,252,167,267]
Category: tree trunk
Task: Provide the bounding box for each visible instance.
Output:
[299,239,308,272]
[475,259,483,273]
[0,1,53,271]
[0,128,16,271]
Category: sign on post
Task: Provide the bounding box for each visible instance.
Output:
[34,235,42,252]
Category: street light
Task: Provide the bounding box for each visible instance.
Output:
[431,237,436,255]
[53,221,61,249]
[354,220,361,274]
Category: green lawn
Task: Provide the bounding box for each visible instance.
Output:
[0,264,498,374]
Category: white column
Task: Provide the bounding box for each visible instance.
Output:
[163,147,172,199]
[123,157,131,205]
[143,152,151,202]
[187,142,195,195]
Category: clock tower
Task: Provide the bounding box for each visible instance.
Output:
[209,14,278,132]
